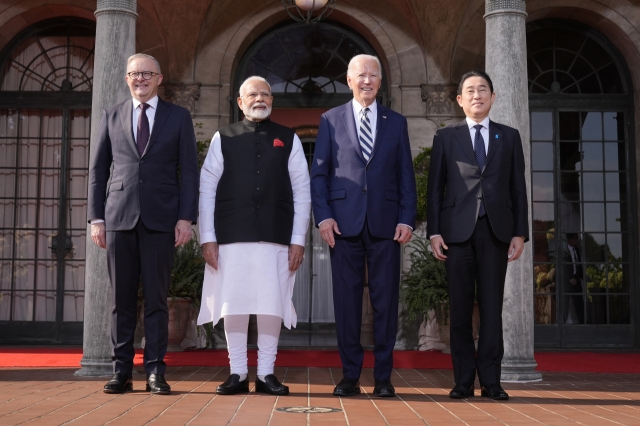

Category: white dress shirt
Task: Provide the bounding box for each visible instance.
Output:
[352,98,377,147]
[90,95,160,225]
[465,116,490,155]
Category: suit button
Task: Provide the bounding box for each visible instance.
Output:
[366,166,370,170]
[256,187,260,191]
[362,189,367,194]
[256,170,260,174]
[139,160,144,164]
[139,179,143,183]
[477,195,482,199]
[256,140,260,144]
[256,205,260,209]
[257,154,261,158]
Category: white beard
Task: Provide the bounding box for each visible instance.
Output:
[244,103,272,121]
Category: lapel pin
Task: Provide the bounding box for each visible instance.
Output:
[383,116,387,119]
[495,134,499,138]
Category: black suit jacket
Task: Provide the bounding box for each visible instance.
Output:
[88,97,199,232]
[426,119,528,243]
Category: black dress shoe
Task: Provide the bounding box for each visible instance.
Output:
[481,384,509,400]
[449,383,475,399]
[216,374,249,395]
[373,379,396,397]
[333,377,361,397]
[255,374,289,395]
[103,373,133,394]
[146,374,171,395]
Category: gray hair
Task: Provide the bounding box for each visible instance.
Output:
[126,53,161,74]
[239,76,272,96]
[347,54,382,78]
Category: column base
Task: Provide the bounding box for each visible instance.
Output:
[74,358,113,377]
[501,360,543,382]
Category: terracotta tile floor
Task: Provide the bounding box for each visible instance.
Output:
[1,366,639,425]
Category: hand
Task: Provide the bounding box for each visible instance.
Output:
[508,236,525,262]
[174,220,193,247]
[91,222,107,249]
[319,218,341,248]
[202,242,219,270]
[288,244,305,272]
[430,235,448,261]
[394,224,413,244]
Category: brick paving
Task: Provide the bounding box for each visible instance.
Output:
[1,366,639,425]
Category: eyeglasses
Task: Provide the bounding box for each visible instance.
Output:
[464,88,489,97]
[127,71,160,80]
[242,91,272,100]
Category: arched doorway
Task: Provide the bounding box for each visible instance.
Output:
[528,20,636,347]
[235,22,384,346]
[0,18,95,343]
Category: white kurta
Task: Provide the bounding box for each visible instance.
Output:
[196,128,311,329]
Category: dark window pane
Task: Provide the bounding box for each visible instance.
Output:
[609,295,630,324]
[586,264,606,293]
[583,233,606,262]
[560,172,580,200]
[581,143,603,170]
[38,199,59,229]
[12,291,34,321]
[581,112,602,141]
[606,264,627,292]
[606,203,623,232]
[0,199,15,229]
[0,289,10,320]
[559,112,580,141]
[563,295,586,325]
[560,202,581,233]
[581,173,604,201]
[599,63,624,94]
[604,143,624,171]
[531,112,553,141]
[532,172,554,201]
[532,142,553,170]
[578,73,602,94]
[603,112,624,141]
[606,233,624,260]
[581,38,611,70]
[586,295,607,324]
[605,173,626,202]
[533,202,554,222]
[584,203,605,232]
[566,56,591,83]
[557,71,579,94]
[34,290,56,321]
[533,233,555,262]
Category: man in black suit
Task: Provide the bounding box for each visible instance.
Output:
[563,233,585,324]
[88,53,199,395]
[426,70,529,401]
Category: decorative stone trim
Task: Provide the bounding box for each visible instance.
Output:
[95,0,138,17]
[485,0,526,12]
[163,83,202,117]
[420,84,458,117]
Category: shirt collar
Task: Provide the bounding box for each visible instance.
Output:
[352,99,377,117]
[132,95,159,110]
[466,116,490,130]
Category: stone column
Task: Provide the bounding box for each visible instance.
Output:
[484,0,542,382]
[75,0,137,377]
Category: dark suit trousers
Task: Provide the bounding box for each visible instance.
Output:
[106,219,175,376]
[330,220,400,381]
[445,216,509,387]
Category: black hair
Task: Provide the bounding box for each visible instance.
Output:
[566,233,579,240]
[457,70,494,95]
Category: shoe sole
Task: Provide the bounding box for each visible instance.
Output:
[146,385,171,395]
[333,387,361,397]
[480,390,509,400]
[449,393,474,399]
[103,383,133,394]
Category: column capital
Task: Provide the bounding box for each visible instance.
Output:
[484,0,527,20]
[95,0,138,19]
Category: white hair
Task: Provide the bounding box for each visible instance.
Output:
[239,76,272,96]
[126,53,161,74]
[347,54,382,77]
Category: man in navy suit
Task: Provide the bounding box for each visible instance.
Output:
[426,70,529,401]
[88,53,199,395]
[311,54,417,398]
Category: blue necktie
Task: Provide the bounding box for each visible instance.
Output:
[359,108,373,161]
[473,124,486,217]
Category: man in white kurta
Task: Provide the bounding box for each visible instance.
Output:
[197,76,310,395]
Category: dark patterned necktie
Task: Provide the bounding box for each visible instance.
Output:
[359,107,373,161]
[474,124,486,217]
[137,103,150,156]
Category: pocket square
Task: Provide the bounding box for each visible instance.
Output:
[273,138,285,147]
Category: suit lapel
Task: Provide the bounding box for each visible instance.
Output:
[485,120,503,168]
[369,102,387,162]
[145,98,170,158]
[119,100,138,156]
[340,102,366,163]
[453,120,478,167]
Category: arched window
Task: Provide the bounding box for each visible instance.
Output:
[235,22,387,112]
[528,20,635,347]
[0,18,94,344]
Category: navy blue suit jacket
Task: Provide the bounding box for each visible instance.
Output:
[311,101,416,238]
[88,97,199,232]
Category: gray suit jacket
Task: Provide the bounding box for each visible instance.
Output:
[88,97,199,232]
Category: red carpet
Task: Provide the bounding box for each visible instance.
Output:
[0,348,639,373]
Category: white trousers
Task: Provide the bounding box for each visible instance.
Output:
[224,314,282,376]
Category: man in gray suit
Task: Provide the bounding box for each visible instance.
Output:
[88,53,199,395]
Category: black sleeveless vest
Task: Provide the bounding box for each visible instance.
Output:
[214,118,295,246]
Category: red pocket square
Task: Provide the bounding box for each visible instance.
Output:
[273,138,285,147]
